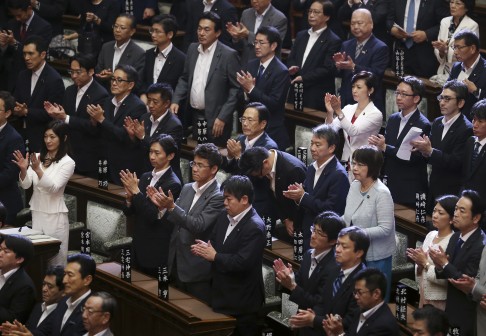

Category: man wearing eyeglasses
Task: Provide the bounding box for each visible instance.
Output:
[81,292,116,336]
[95,13,145,92]
[368,76,430,208]
[44,54,109,178]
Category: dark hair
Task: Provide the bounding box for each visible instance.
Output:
[45,265,65,291]
[351,71,376,99]
[238,146,269,176]
[313,211,346,242]
[67,253,96,279]
[71,54,97,72]
[114,64,138,84]
[0,91,15,114]
[462,0,475,13]
[245,102,270,125]
[199,11,222,32]
[454,29,480,50]
[221,175,254,204]
[146,82,173,102]
[194,143,222,169]
[460,189,485,221]
[117,13,137,29]
[7,0,30,10]
[338,226,370,260]
[443,79,468,102]
[256,26,282,52]
[312,124,340,149]
[412,304,449,335]
[40,120,71,165]
[23,35,48,53]
[470,99,486,121]
[311,0,334,17]
[435,195,459,220]
[0,234,34,266]
[398,76,425,103]
[151,14,178,36]
[149,134,178,157]
[91,291,117,319]
[354,268,387,300]
[0,202,6,225]
[352,145,384,180]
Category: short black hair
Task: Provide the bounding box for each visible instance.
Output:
[313,211,345,242]
[45,265,65,291]
[454,29,480,50]
[398,76,425,102]
[117,13,137,29]
[0,91,15,114]
[460,189,485,221]
[443,79,468,102]
[338,226,370,261]
[91,291,117,320]
[146,82,173,102]
[256,26,282,52]
[67,253,96,279]
[40,120,71,165]
[221,175,254,204]
[470,99,486,121]
[194,143,223,169]
[24,35,48,53]
[114,64,138,84]
[244,102,270,125]
[352,145,383,180]
[0,234,34,267]
[238,146,269,176]
[199,11,222,32]
[7,0,30,10]
[0,202,6,225]
[311,0,334,17]
[71,54,97,72]
[412,304,449,336]
[435,195,459,220]
[312,124,339,149]
[150,134,178,157]
[351,71,376,99]
[151,14,178,36]
[354,268,387,300]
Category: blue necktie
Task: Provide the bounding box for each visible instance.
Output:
[452,238,464,261]
[405,0,415,48]
[471,142,480,168]
[332,270,344,297]
[256,64,265,83]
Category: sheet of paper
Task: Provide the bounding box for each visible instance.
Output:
[397,127,423,161]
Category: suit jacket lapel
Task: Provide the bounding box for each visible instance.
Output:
[189,180,218,215]
[30,67,46,102]
[206,43,222,86]
[469,58,486,85]
[396,109,421,145]
[223,208,253,245]
[469,143,486,177]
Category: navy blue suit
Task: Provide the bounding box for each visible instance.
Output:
[64,80,109,178]
[287,28,342,111]
[13,63,65,152]
[0,123,25,225]
[339,35,388,113]
[0,267,36,325]
[346,301,399,336]
[383,110,431,207]
[462,136,486,199]
[35,0,64,36]
[448,58,486,119]
[142,45,186,92]
[246,57,291,150]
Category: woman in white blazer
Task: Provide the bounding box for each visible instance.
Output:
[432,0,479,80]
[325,71,383,181]
[342,145,395,301]
[13,121,75,266]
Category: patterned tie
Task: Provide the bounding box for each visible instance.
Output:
[471,142,481,167]
[332,270,344,297]
[256,64,265,83]
[405,0,415,48]
[355,43,364,59]
[452,238,464,261]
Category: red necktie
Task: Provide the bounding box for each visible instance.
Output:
[20,23,27,41]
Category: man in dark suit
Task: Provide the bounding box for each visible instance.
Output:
[0,234,36,326]
[184,0,237,50]
[334,8,388,113]
[0,91,25,225]
[13,35,64,153]
[239,146,307,239]
[430,190,486,336]
[87,64,147,185]
[191,175,266,336]
[287,0,342,111]
[410,80,472,212]
[447,30,486,119]
[31,0,64,36]
[369,76,431,207]
[45,54,109,178]
[171,11,240,146]
[289,226,369,336]
[387,0,448,78]
[95,13,145,92]
[283,124,349,250]
[238,26,291,150]
[461,100,486,198]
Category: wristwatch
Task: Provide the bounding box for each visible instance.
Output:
[338,114,345,121]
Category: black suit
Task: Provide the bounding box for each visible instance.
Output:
[437,229,486,336]
[448,58,486,119]
[0,123,25,225]
[142,45,186,92]
[462,136,486,198]
[35,0,65,36]
[99,93,147,185]
[125,169,181,276]
[287,28,342,111]
[25,302,57,332]
[346,301,399,336]
[383,110,431,207]
[0,267,36,325]
[64,80,109,178]
[246,57,291,150]
[13,63,65,152]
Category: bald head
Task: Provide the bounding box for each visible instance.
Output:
[351,9,373,42]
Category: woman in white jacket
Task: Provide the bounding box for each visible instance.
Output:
[13,121,75,266]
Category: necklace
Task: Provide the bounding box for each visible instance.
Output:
[360,180,375,193]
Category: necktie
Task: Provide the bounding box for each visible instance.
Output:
[256,64,265,83]
[405,0,415,48]
[308,257,317,278]
[20,23,27,41]
[452,238,464,261]
[471,142,480,167]
[355,43,364,59]
[332,270,344,297]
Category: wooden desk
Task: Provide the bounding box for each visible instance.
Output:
[264,239,300,270]
[92,263,235,336]
[394,204,429,248]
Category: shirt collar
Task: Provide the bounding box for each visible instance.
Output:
[0,267,19,281]
[42,302,58,314]
[460,227,478,242]
[33,61,47,77]
[342,262,361,278]
[192,176,217,194]
[152,166,170,181]
[66,289,91,309]
[462,54,481,73]
[311,248,332,263]
[112,93,129,106]
[78,77,94,93]
[442,112,461,127]
[260,56,274,70]
[157,43,173,58]
[245,132,265,148]
[150,110,168,124]
[308,26,326,36]
[227,205,253,226]
[197,40,218,54]
[400,108,416,121]
[25,12,34,27]
[114,39,130,51]
[312,155,334,172]
[255,4,271,17]
[269,149,278,176]
[362,301,385,318]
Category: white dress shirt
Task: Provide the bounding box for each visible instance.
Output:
[190,41,218,109]
[224,205,253,243]
[302,27,326,66]
[61,290,91,330]
[153,43,173,83]
[31,61,46,95]
[113,40,130,70]
[441,112,461,140]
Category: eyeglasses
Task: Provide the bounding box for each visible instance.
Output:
[437,95,458,102]
[149,28,165,35]
[353,289,371,296]
[310,226,328,238]
[81,306,105,315]
[451,45,469,51]
[253,40,270,46]
[189,161,211,169]
[351,161,367,167]
[110,77,132,84]
[67,69,86,76]
[239,117,258,124]
[112,24,129,31]
[308,9,323,15]
[394,91,415,98]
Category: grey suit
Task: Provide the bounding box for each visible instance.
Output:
[472,246,486,334]
[237,5,287,63]
[172,41,241,145]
